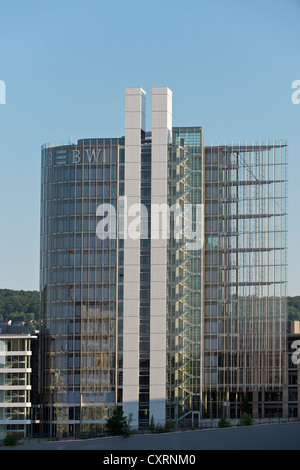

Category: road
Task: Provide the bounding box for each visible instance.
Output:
[3,422,300,451]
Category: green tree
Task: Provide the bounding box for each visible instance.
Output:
[149,414,155,433]
[0,289,39,329]
[106,408,132,437]
[287,296,300,321]
[241,394,252,416]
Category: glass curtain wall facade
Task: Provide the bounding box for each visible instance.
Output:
[166,140,287,426]
[40,87,288,434]
[203,143,287,420]
[40,139,124,437]
[139,136,152,427]
[166,127,204,426]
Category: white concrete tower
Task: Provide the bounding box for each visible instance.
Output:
[123,87,146,428]
[150,87,172,426]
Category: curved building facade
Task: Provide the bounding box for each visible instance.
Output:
[40,138,125,437]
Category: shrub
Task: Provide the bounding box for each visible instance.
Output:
[149,416,174,433]
[164,420,175,433]
[218,417,231,428]
[3,433,19,446]
[154,424,164,433]
[239,414,254,426]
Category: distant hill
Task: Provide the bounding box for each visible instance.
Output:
[0,289,39,330]
[0,289,299,329]
[287,296,300,322]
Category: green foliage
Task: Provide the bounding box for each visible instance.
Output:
[1,290,297,329]
[218,417,231,428]
[149,414,155,433]
[154,424,164,433]
[164,420,175,432]
[149,415,175,433]
[241,394,252,416]
[106,408,132,437]
[3,433,19,446]
[1,291,299,328]
[239,414,254,426]
[0,289,39,330]
[287,296,300,321]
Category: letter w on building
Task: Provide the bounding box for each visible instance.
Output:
[85,148,102,163]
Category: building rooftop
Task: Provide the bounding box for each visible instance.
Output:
[0,323,34,336]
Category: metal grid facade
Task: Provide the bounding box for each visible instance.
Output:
[203,142,287,420]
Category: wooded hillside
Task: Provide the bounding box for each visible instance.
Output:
[0,289,299,329]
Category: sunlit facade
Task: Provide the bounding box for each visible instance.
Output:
[40,87,287,436]
[0,325,36,441]
[202,143,287,422]
[40,137,125,437]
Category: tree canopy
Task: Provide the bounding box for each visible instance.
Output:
[0,289,299,329]
[0,289,39,329]
[287,296,300,322]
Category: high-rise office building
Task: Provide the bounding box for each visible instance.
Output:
[39,87,287,437]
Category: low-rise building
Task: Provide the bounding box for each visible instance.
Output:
[287,321,300,418]
[0,324,37,441]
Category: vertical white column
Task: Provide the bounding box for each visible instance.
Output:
[150,87,172,426]
[123,87,146,428]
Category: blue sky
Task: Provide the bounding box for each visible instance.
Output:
[0,0,299,294]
